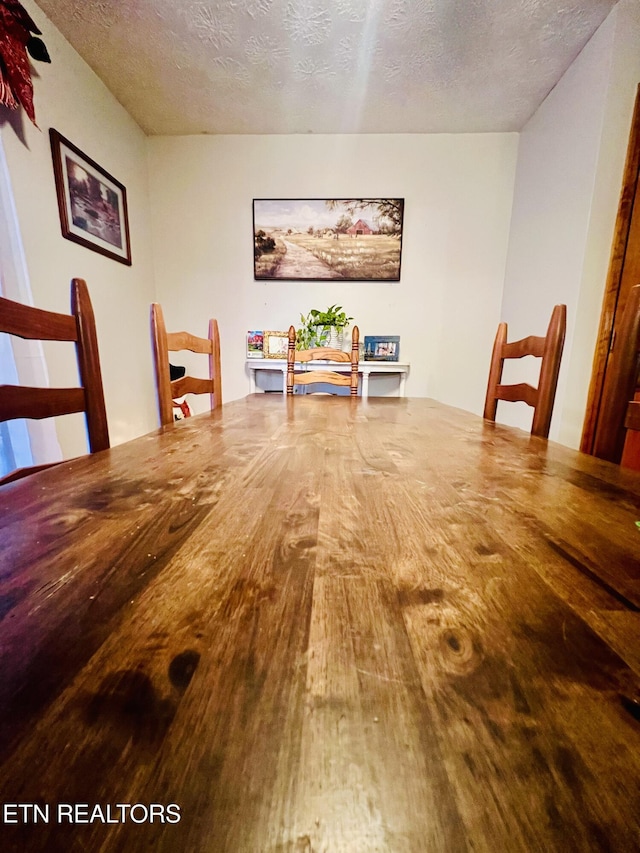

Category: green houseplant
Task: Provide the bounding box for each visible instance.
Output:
[296,304,353,350]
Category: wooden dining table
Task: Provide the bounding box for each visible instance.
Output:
[0,395,639,852]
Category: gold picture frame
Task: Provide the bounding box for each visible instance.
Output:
[263,330,289,359]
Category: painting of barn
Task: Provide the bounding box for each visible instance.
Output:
[347,219,373,236]
[253,198,404,281]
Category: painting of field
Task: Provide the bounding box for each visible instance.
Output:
[253,198,404,281]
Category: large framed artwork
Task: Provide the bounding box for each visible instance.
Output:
[253,198,404,282]
[49,129,132,265]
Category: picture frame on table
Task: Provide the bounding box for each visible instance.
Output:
[263,331,289,359]
[247,330,264,358]
[364,335,400,362]
[49,128,132,265]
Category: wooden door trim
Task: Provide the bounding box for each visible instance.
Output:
[581,84,640,454]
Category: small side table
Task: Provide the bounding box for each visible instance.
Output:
[247,359,410,398]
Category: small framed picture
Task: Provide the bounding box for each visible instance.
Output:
[247,330,264,358]
[364,335,400,362]
[49,128,132,265]
[263,330,289,359]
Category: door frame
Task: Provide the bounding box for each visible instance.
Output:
[581,84,640,455]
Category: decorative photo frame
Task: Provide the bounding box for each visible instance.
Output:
[247,330,264,359]
[364,335,400,362]
[253,198,404,281]
[49,129,132,265]
[263,331,289,359]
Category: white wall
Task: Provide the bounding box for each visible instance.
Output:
[0,0,158,457]
[148,133,518,413]
[499,0,640,447]
[567,0,640,446]
[9,1,634,454]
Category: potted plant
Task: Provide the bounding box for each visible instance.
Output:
[296,304,353,350]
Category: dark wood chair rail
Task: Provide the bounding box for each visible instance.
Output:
[0,396,639,852]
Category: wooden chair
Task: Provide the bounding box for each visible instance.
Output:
[622,400,640,469]
[593,284,640,467]
[286,325,360,396]
[0,277,110,485]
[151,303,222,426]
[483,304,566,438]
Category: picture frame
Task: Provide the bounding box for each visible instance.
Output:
[247,330,264,359]
[253,198,404,282]
[263,330,289,359]
[49,128,132,265]
[364,335,400,362]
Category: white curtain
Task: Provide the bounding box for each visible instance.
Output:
[0,134,61,474]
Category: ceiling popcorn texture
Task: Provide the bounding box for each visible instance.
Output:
[34,0,618,135]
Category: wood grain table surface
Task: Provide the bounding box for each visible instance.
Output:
[0,395,639,852]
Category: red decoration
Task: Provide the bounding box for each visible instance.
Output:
[0,0,50,126]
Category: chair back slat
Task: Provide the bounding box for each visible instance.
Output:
[296,348,351,363]
[502,335,546,360]
[0,295,78,341]
[166,330,214,355]
[171,376,215,398]
[494,382,538,408]
[0,386,85,421]
[290,371,354,387]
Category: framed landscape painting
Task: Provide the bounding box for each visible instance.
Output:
[253,198,404,282]
[50,129,132,265]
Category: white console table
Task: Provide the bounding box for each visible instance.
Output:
[246,359,409,398]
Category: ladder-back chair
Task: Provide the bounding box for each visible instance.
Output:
[151,303,222,426]
[0,277,110,485]
[286,325,360,396]
[483,304,566,438]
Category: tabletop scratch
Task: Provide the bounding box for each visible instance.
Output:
[356,667,420,686]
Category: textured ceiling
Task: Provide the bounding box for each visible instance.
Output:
[34,0,617,135]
